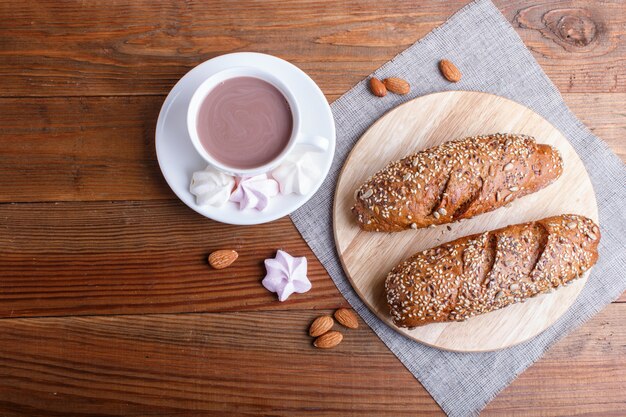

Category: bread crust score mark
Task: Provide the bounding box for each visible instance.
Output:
[352,133,563,232]
[385,215,600,328]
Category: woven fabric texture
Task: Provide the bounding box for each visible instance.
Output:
[290,1,626,415]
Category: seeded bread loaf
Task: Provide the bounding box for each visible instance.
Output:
[352,133,563,232]
[385,214,600,328]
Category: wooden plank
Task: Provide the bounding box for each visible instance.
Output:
[0,0,623,97]
[563,93,626,160]
[0,197,622,319]
[0,96,171,202]
[485,304,626,415]
[1,196,621,320]
[0,310,441,416]
[0,306,624,416]
[0,201,346,318]
[1,93,623,203]
[497,0,626,94]
[0,1,623,415]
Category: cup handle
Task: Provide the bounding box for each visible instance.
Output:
[294,134,329,153]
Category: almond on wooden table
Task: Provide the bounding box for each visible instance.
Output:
[334,308,359,329]
[383,77,410,95]
[313,330,343,349]
[309,315,334,337]
[208,249,238,269]
[439,59,462,82]
[369,77,387,97]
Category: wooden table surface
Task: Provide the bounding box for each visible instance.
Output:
[0,1,624,415]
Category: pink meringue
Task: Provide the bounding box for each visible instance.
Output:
[229,174,279,211]
[262,250,311,302]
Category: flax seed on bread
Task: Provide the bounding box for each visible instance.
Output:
[352,133,563,232]
[385,214,600,328]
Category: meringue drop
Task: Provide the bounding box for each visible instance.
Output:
[262,250,311,302]
[271,152,321,195]
[189,166,236,207]
[229,174,279,211]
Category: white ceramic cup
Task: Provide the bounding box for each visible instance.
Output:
[187,66,329,176]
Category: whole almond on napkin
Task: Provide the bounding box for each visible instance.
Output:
[383,77,410,95]
[369,78,387,97]
[439,59,462,82]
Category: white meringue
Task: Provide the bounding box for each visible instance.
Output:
[229,174,279,211]
[189,166,236,207]
[262,250,311,302]
[271,152,321,195]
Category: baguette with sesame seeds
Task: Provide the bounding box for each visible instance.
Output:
[385,214,599,328]
[352,133,563,232]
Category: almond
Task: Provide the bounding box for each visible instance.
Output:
[439,59,462,82]
[313,330,343,349]
[383,77,410,95]
[208,249,238,269]
[309,315,334,337]
[369,77,387,97]
[334,308,359,329]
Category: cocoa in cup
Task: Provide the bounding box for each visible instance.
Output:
[187,67,328,176]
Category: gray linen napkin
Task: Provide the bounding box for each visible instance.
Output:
[290,0,626,415]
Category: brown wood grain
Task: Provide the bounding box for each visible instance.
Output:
[0,201,347,318]
[0,93,623,203]
[484,303,626,415]
[0,96,169,202]
[0,306,624,416]
[566,93,626,160]
[0,0,623,98]
[1,0,625,415]
[0,196,622,319]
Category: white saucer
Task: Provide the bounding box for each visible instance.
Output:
[155,52,336,225]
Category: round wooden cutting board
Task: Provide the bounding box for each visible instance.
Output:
[333,91,598,352]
